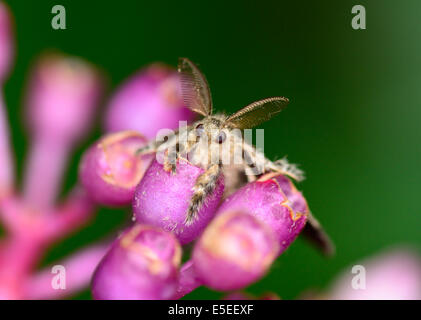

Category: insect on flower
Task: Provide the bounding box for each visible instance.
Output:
[137,58,305,226]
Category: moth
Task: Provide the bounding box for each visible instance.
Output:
[138,58,304,221]
[138,58,334,256]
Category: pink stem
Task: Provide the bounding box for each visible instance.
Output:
[0,194,22,233]
[0,187,95,238]
[22,137,70,209]
[25,243,109,299]
[0,236,46,299]
[173,260,202,299]
[45,188,95,241]
[0,188,96,299]
[0,89,14,194]
[0,236,45,275]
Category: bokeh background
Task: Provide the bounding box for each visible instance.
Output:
[3,0,420,299]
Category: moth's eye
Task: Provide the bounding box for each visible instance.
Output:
[216,131,226,144]
[195,124,205,136]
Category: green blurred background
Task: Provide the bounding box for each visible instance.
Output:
[2,0,420,299]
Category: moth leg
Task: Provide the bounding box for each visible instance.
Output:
[164,129,189,174]
[244,164,258,182]
[145,129,182,170]
[241,141,304,181]
[136,141,157,156]
[184,164,221,226]
[163,146,178,174]
[267,158,305,182]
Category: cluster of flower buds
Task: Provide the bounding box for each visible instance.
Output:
[75,59,314,298]
[2,3,420,301]
[0,3,320,300]
[0,3,197,299]
[0,2,108,299]
[91,152,311,299]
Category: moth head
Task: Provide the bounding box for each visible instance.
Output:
[192,115,231,145]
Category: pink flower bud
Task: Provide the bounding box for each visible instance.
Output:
[79,131,152,206]
[217,173,308,254]
[329,248,421,300]
[92,224,181,300]
[26,53,102,144]
[104,64,194,139]
[192,210,279,291]
[133,159,224,244]
[0,3,13,82]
